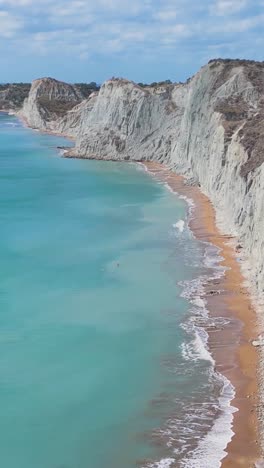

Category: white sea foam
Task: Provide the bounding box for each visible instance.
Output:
[164,182,175,194]
[149,236,236,468]
[203,244,225,273]
[178,194,195,219]
[144,458,175,468]
[181,327,215,364]
[141,162,237,468]
[178,223,236,467]
[135,162,148,172]
[192,297,206,308]
[173,219,185,233]
[181,375,236,468]
[164,184,196,222]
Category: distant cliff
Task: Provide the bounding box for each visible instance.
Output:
[20,59,264,304]
[0,80,99,115]
[19,77,85,129]
[0,83,31,111]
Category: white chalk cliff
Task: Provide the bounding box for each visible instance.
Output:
[20,59,264,304]
[19,77,85,130]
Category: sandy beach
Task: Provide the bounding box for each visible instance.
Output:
[144,161,261,467]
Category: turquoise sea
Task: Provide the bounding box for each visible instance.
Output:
[0,113,235,468]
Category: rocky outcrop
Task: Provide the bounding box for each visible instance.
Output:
[0,81,99,115]
[20,60,264,304]
[19,77,87,130]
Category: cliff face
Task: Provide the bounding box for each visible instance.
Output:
[20,60,264,302]
[70,78,186,161]
[19,77,86,130]
[56,92,99,138]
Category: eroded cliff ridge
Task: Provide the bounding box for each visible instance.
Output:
[20,59,264,303]
[0,80,99,115]
[18,78,100,130]
[19,77,86,129]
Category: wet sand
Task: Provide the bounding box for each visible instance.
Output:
[144,161,260,467]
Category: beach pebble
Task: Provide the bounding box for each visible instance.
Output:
[255,460,264,468]
[252,339,264,347]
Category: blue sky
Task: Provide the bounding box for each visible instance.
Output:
[0,0,263,83]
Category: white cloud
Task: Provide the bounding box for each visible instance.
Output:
[0,10,22,37]
[165,23,190,36]
[209,14,264,32]
[0,0,147,14]
[0,0,37,5]
[213,0,248,15]
[0,0,262,80]
[153,9,178,22]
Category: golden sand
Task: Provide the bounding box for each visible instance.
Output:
[144,161,260,467]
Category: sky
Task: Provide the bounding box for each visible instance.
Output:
[0,0,263,84]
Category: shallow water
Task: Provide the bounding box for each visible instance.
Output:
[0,114,234,468]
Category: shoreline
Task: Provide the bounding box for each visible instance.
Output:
[10,111,76,142]
[143,161,260,467]
[6,110,262,465]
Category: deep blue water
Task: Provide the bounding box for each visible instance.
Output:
[0,114,233,468]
